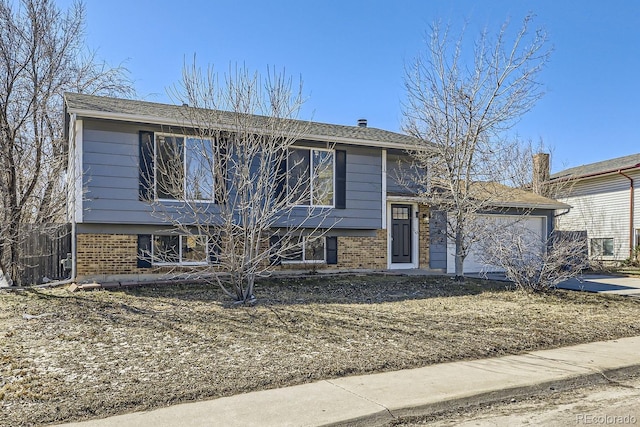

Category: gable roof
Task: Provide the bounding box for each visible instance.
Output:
[64,92,420,149]
[551,153,640,180]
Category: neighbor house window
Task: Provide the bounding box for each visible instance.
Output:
[590,238,614,257]
[153,235,209,265]
[287,148,334,206]
[282,236,326,263]
[155,134,214,200]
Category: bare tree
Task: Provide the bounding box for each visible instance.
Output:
[402,15,550,281]
[478,223,588,292]
[144,63,335,303]
[0,0,134,286]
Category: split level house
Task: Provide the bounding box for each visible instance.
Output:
[64,93,569,281]
[552,153,640,263]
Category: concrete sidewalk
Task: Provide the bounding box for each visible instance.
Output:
[56,336,640,427]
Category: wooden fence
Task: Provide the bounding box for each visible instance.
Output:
[19,223,72,285]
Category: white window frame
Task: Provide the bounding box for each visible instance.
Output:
[152,234,211,266]
[154,133,215,202]
[281,236,327,264]
[287,146,336,208]
[590,237,614,257]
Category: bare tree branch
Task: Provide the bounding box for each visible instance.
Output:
[0,0,134,285]
[144,61,335,303]
[402,15,551,280]
[478,225,588,292]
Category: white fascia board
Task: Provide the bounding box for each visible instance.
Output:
[387,195,424,202]
[488,201,571,210]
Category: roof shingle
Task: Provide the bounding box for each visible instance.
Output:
[64,92,419,148]
[551,153,640,180]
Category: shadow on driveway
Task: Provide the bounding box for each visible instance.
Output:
[556,275,640,295]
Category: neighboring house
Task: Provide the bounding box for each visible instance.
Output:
[64,93,568,281]
[551,153,640,263]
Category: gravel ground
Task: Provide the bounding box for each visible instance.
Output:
[2,274,640,426]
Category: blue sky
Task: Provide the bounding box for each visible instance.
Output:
[69,0,640,173]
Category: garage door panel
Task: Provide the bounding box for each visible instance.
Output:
[446,215,546,274]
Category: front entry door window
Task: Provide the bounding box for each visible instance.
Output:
[391,204,412,263]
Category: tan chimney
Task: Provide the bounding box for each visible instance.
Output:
[532,153,550,196]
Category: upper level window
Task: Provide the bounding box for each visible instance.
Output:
[155,134,214,201]
[288,147,334,206]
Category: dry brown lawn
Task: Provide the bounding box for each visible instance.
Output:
[2,274,640,426]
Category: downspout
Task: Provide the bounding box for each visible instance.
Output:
[618,170,634,258]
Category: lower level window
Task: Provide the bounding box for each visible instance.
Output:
[283,236,326,263]
[154,235,209,265]
[590,238,614,257]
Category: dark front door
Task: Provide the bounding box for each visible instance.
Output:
[391,204,412,263]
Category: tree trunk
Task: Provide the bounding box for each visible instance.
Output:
[244,274,256,304]
[454,226,465,282]
[7,214,21,286]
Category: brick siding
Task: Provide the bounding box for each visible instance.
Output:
[76,234,139,277]
[76,222,431,277]
[332,229,388,269]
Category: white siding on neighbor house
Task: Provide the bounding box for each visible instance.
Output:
[556,171,638,261]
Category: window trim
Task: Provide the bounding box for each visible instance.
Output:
[152,234,212,266]
[287,146,336,208]
[590,237,614,257]
[154,132,215,202]
[281,235,327,264]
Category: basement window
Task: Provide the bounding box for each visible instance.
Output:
[282,236,326,263]
[153,235,209,265]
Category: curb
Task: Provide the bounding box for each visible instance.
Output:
[329,365,640,426]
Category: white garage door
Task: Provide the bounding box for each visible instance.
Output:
[446,215,546,274]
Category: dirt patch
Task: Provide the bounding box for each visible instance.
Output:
[390,371,640,426]
[1,274,640,426]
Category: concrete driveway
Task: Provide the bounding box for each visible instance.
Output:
[556,274,640,296]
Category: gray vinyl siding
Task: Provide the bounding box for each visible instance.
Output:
[429,210,447,270]
[80,119,383,229]
[81,120,159,224]
[76,222,379,238]
[386,153,421,195]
